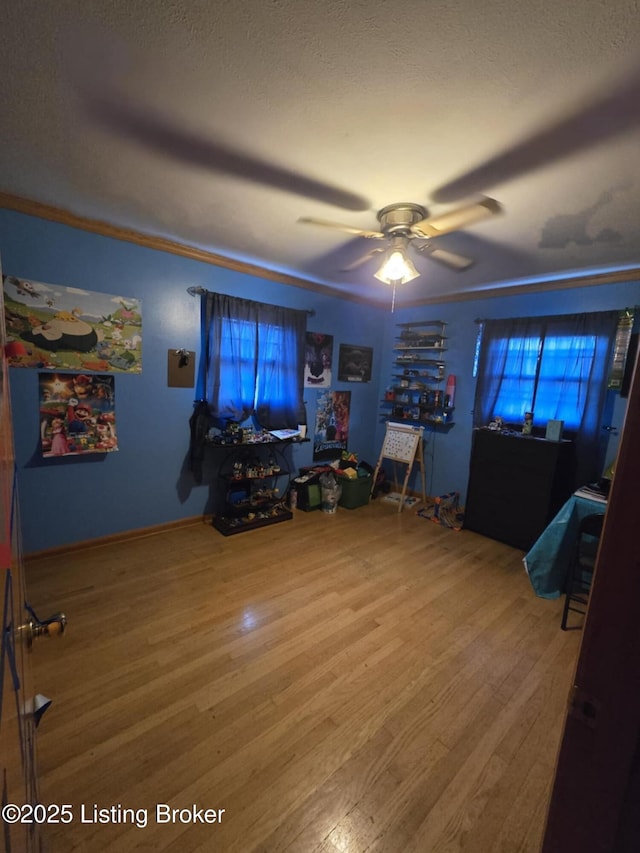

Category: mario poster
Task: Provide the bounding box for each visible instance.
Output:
[39,372,118,457]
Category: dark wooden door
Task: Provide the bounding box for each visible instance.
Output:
[1,260,39,853]
[542,343,640,851]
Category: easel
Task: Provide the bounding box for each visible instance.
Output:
[372,422,427,513]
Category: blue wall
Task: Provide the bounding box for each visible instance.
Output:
[0,210,386,553]
[1,208,638,552]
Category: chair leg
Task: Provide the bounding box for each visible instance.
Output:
[561,563,575,631]
[561,591,571,630]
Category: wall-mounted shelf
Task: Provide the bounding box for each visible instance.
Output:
[382,320,454,428]
[379,401,455,428]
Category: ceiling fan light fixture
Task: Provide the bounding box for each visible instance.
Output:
[374,246,420,286]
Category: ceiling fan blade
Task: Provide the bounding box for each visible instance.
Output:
[416,244,475,271]
[298,217,384,239]
[341,247,386,271]
[411,197,502,238]
[432,63,640,203]
[83,92,370,212]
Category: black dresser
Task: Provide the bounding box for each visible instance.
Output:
[464,429,575,551]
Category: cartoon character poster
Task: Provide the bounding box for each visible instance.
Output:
[39,373,118,457]
[304,332,333,388]
[313,389,351,461]
[3,275,142,373]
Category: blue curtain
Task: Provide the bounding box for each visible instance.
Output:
[474,310,619,484]
[201,292,306,429]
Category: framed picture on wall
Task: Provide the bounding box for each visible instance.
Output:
[338,344,373,383]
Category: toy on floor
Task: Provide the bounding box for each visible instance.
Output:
[418,491,464,530]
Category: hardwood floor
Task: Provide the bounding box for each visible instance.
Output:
[25,501,581,852]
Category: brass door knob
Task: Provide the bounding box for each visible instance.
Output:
[16,612,67,650]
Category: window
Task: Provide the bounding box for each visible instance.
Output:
[217,316,294,418]
[473,310,621,484]
[200,292,306,430]
[487,332,597,430]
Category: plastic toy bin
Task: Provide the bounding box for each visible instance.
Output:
[337,474,372,509]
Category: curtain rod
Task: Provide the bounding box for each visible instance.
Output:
[187,285,315,315]
[474,306,638,324]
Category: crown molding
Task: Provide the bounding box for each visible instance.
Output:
[2,191,637,310]
[402,267,640,308]
[0,191,376,306]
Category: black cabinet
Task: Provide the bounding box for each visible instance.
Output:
[464,429,575,550]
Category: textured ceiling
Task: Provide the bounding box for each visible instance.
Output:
[2,0,640,307]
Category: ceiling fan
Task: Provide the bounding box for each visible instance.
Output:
[298,196,502,283]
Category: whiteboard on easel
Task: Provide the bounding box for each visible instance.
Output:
[381,422,424,463]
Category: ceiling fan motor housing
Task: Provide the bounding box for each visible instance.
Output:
[377,203,427,235]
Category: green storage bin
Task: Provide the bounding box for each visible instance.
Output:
[338,474,372,509]
[297,481,322,511]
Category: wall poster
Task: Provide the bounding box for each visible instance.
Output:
[3,275,142,373]
[313,389,351,461]
[304,332,333,387]
[39,373,118,457]
[338,344,373,382]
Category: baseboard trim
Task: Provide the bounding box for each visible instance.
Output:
[25,515,213,562]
